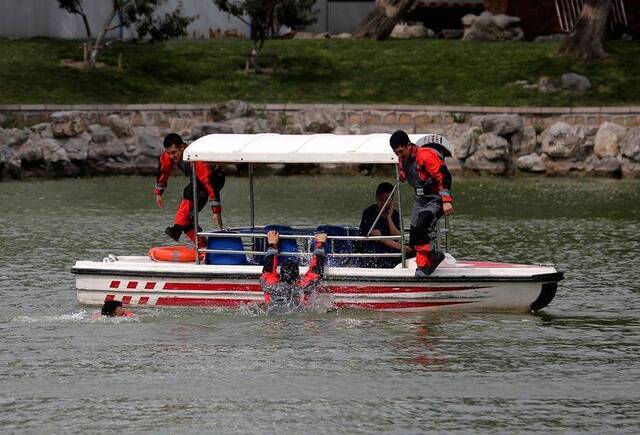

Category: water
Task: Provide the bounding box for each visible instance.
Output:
[1,175,639,433]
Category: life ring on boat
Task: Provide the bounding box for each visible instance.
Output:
[148,245,197,263]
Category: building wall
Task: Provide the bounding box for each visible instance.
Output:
[0,0,249,40]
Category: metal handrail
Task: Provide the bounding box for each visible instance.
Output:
[200,248,402,258]
[201,232,404,241]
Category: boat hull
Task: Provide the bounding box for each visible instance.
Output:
[73,257,562,313]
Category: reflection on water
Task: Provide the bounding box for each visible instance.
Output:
[0,175,639,432]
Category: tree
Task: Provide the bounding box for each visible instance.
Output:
[559,0,611,61]
[57,0,194,67]
[353,0,417,40]
[213,0,317,71]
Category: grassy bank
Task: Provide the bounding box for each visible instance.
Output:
[0,38,639,106]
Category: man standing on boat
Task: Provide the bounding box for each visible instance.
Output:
[390,130,453,278]
[154,133,225,245]
[260,230,327,312]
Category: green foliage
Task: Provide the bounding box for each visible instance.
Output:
[1,39,639,106]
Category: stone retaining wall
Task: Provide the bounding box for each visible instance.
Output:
[1,101,640,179]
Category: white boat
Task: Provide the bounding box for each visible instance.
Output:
[72,133,563,313]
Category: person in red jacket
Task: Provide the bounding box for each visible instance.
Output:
[390,130,454,278]
[154,133,225,245]
[260,230,327,312]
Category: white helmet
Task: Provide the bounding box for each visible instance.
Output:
[416,134,454,157]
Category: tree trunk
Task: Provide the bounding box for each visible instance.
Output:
[89,2,118,67]
[559,0,611,61]
[353,0,418,40]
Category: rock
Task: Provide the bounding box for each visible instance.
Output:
[545,159,585,175]
[226,117,270,134]
[621,159,640,178]
[586,155,621,176]
[50,111,88,138]
[471,114,523,136]
[541,122,584,158]
[0,127,30,148]
[390,23,432,39]
[511,126,538,156]
[210,100,254,121]
[0,145,21,177]
[58,132,91,161]
[191,122,234,139]
[133,155,160,173]
[88,125,126,160]
[437,29,464,39]
[517,153,546,173]
[303,111,338,133]
[455,127,482,160]
[333,33,352,39]
[108,114,133,138]
[620,127,640,161]
[134,133,163,157]
[30,123,54,139]
[594,122,626,158]
[462,152,506,174]
[538,76,560,93]
[534,34,566,43]
[561,73,591,92]
[478,133,509,160]
[462,11,523,42]
[18,138,69,163]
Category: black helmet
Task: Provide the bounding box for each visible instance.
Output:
[280,260,300,284]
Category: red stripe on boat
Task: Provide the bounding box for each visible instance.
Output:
[104,294,115,302]
[335,300,475,310]
[109,280,120,289]
[127,281,138,289]
[122,295,132,304]
[161,282,481,294]
[139,296,149,305]
[144,282,156,290]
[155,297,256,307]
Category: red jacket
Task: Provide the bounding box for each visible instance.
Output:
[398,145,452,203]
[154,151,222,213]
[260,240,326,304]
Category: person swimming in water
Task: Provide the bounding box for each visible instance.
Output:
[100,300,135,318]
[260,230,327,313]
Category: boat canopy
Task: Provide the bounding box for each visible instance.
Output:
[183,133,433,164]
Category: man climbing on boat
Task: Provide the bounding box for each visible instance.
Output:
[260,230,327,312]
[390,130,454,278]
[154,133,225,245]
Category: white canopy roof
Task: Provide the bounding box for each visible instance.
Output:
[183,133,435,164]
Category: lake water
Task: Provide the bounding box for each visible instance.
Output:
[1,175,639,433]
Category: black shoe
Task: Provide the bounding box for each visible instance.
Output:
[165,225,181,242]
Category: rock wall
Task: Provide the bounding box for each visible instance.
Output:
[1,101,640,179]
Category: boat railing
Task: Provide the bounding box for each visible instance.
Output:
[198,231,406,259]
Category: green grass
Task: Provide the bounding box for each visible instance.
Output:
[0,38,639,106]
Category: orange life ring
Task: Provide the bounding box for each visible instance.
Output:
[148,245,197,263]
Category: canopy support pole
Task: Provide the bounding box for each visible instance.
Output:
[395,165,407,268]
[249,164,255,228]
[192,162,200,265]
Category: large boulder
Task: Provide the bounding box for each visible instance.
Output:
[59,132,91,161]
[594,122,626,158]
[18,138,69,163]
[191,122,234,139]
[0,127,30,148]
[108,114,133,138]
[462,11,524,42]
[621,159,640,178]
[131,132,164,158]
[511,126,538,156]
[478,132,509,160]
[455,127,482,160]
[87,125,126,160]
[50,111,88,138]
[460,132,509,175]
[586,155,621,176]
[517,153,546,173]
[541,122,584,158]
[561,73,591,92]
[620,127,640,162]
[302,111,338,133]
[462,152,506,174]
[390,23,432,39]
[210,100,254,121]
[0,145,21,178]
[471,114,523,136]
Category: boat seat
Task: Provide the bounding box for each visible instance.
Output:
[205,234,249,265]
